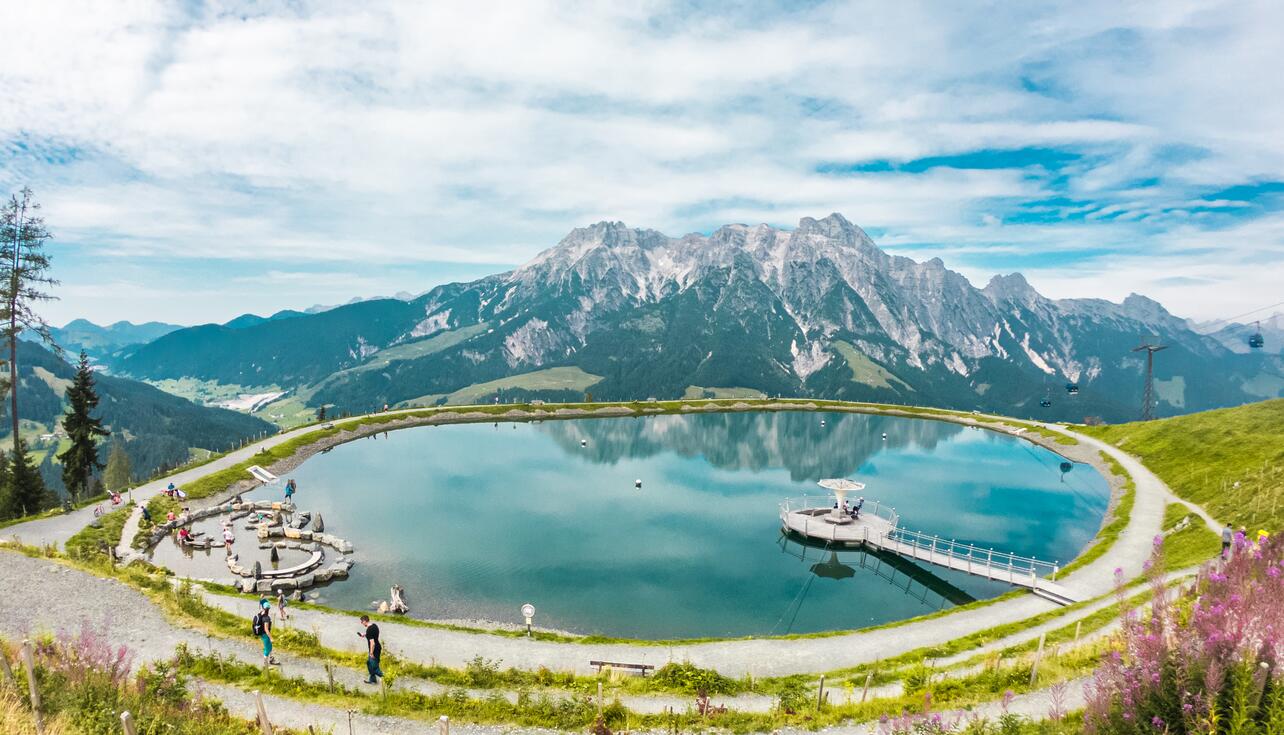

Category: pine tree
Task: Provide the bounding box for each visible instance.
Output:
[7,440,51,517]
[102,440,132,492]
[58,350,108,502]
[0,449,11,520]
[0,187,60,458]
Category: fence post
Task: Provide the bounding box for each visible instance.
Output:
[21,639,43,735]
[438,715,450,735]
[816,674,825,710]
[121,711,138,735]
[255,690,272,735]
[1029,633,1047,686]
[1074,620,1082,643]
[0,645,15,687]
[860,671,873,702]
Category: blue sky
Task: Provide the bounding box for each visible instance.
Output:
[2,1,1282,325]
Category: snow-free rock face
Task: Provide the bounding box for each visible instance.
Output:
[117,214,1277,421]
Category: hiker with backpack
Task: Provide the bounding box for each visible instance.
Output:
[253,599,279,666]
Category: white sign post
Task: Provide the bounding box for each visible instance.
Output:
[521,603,536,638]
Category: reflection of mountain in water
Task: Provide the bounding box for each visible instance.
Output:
[537,410,962,481]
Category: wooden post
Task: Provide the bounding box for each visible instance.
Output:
[255,690,272,735]
[1074,620,1082,643]
[121,711,138,735]
[325,661,335,692]
[597,681,604,713]
[815,674,825,710]
[0,646,15,687]
[1029,633,1046,686]
[438,715,450,735]
[21,639,43,735]
[860,671,873,703]
[347,710,355,735]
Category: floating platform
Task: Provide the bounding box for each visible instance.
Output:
[780,495,1079,605]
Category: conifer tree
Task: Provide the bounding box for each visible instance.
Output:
[103,440,132,493]
[0,187,60,458]
[7,440,51,516]
[58,350,109,502]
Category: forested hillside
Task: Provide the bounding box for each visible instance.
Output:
[3,341,274,489]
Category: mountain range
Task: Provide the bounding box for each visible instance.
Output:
[107,214,1282,423]
[49,319,183,360]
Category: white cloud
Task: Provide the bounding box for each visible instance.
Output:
[0,0,1281,323]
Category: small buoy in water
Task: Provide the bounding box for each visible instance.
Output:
[881,432,888,440]
[580,439,587,447]
[820,420,826,427]
[635,479,642,488]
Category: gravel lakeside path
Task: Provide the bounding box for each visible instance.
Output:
[0,404,1212,678]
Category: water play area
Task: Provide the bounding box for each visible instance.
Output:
[204,410,1110,639]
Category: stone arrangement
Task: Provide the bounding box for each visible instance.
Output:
[142,498,357,595]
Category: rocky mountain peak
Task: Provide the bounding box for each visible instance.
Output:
[983,273,1039,303]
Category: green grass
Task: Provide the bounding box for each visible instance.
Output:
[1056,452,1136,577]
[1159,502,1222,570]
[176,641,1093,734]
[681,385,768,399]
[831,340,913,392]
[1076,398,1284,530]
[64,501,133,558]
[402,367,605,407]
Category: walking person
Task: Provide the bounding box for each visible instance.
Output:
[254,599,279,666]
[359,615,383,684]
[276,590,289,622]
[1221,523,1234,559]
[222,523,235,554]
[284,479,296,502]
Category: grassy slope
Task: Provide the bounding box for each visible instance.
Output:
[832,340,913,392]
[1159,501,1222,570]
[1077,398,1284,530]
[401,366,604,407]
[682,386,767,399]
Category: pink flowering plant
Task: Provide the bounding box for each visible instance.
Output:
[1085,534,1284,734]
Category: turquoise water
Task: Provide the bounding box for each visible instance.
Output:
[252,411,1109,639]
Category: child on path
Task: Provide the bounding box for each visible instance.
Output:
[284,479,296,501]
[277,590,289,622]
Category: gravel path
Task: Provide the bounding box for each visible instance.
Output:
[4,408,1210,679]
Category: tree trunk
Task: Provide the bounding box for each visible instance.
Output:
[7,195,20,458]
[9,318,17,458]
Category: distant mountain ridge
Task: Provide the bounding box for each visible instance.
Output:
[111,214,1283,422]
[49,319,183,359]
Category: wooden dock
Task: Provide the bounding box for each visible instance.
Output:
[779,497,1079,605]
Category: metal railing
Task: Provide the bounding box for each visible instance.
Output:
[881,526,1060,582]
[778,495,900,529]
[778,496,1060,584]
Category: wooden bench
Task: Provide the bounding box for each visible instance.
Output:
[590,660,655,677]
